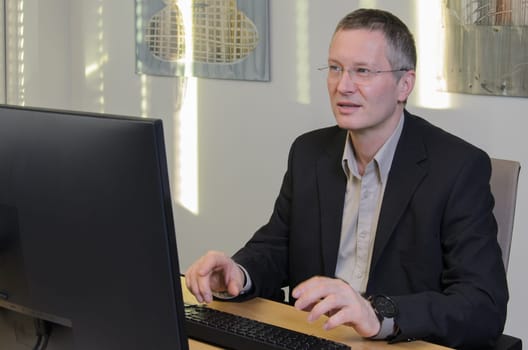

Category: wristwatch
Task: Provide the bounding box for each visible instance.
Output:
[368,294,399,340]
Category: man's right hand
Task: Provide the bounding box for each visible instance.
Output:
[185,250,245,303]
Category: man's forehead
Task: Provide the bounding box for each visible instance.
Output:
[328,29,389,63]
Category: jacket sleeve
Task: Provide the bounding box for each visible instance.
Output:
[230,139,297,302]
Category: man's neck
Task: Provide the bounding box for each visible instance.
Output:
[349,110,405,175]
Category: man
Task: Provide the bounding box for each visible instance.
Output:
[185,8,508,349]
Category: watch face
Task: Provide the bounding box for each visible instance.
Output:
[373,295,398,318]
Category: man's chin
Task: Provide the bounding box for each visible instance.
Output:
[335,115,363,131]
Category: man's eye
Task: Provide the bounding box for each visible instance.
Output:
[355,67,371,76]
[329,65,343,73]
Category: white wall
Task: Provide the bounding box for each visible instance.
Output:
[13,0,527,344]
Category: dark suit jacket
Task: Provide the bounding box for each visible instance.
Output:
[232,110,508,349]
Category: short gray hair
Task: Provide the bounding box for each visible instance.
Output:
[334,8,417,72]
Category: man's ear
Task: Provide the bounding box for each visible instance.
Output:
[397,70,416,103]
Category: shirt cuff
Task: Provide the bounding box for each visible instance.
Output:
[370,317,396,340]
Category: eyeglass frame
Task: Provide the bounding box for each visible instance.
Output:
[318,65,411,83]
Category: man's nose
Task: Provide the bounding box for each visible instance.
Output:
[336,70,359,93]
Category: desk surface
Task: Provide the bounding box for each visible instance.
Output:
[180,278,452,350]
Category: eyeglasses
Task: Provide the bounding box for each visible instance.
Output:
[318,65,410,84]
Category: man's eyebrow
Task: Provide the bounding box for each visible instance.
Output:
[327,59,372,67]
[327,58,340,64]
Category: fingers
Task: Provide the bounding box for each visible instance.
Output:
[185,251,245,303]
[185,251,230,303]
[292,276,347,311]
[226,267,245,296]
[185,259,210,303]
[293,276,350,321]
[292,276,379,336]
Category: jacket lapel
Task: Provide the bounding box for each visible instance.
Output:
[369,113,428,274]
[317,128,348,277]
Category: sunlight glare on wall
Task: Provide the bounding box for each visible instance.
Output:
[415,1,451,109]
[175,0,199,215]
[179,0,194,75]
[140,74,149,117]
[176,77,199,215]
[359,0,377,8]
[7,0,26,105]
[82,1,106,112]
[134,0,199,214]
[136,1,149,118]
[96,2,105,110]
[296,0,310,104]
[17,3,24,105]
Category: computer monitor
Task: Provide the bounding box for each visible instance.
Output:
[0,105,189,350]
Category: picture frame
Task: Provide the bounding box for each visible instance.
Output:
[135,0,270,82]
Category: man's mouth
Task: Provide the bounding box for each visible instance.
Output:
[337,101,361,112]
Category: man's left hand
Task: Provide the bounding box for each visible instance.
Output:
[292,276,380,337]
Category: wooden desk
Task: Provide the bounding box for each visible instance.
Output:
[181,278,452,350]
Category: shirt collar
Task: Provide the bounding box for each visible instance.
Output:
[341,113,405,183]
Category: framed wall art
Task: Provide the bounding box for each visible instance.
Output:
[442,0,528,97]
[135,0,270,81]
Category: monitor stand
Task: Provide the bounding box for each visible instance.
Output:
[0,309,73,350]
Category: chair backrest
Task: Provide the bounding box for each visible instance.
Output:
[489,158,521,271]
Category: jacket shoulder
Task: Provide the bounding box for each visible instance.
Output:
[292,125,346,152]
[405,112,489,159]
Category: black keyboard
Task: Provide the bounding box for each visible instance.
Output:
[184,304,351,350]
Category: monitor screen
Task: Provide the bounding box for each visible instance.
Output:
[0,105,189,350]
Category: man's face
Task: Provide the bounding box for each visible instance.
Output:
[327,29,414,136]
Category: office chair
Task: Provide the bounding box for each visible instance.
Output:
[489,158,522,350]
[490,158,521,270]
